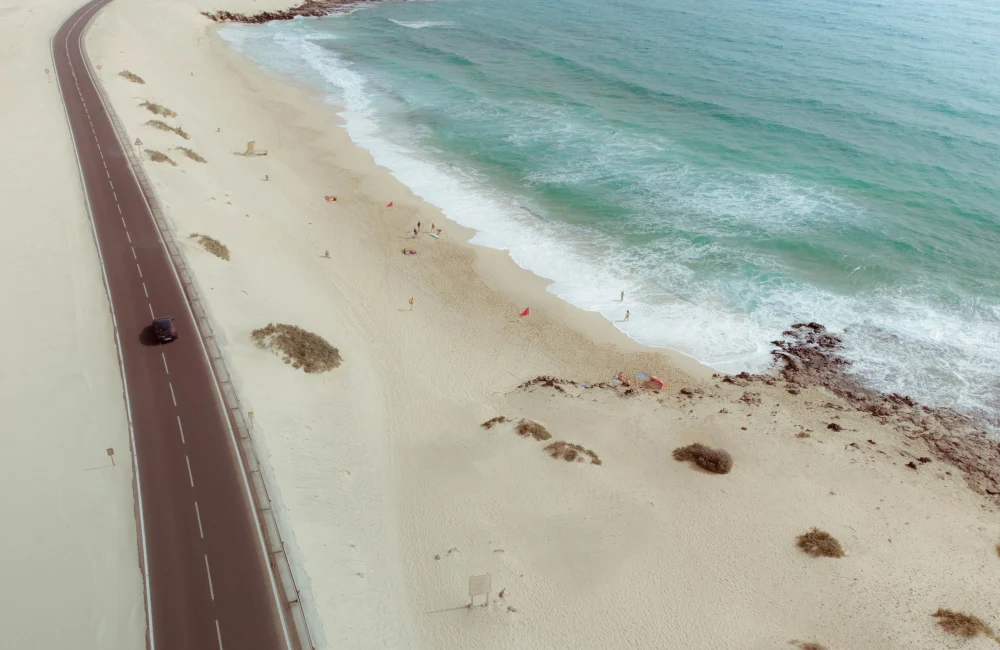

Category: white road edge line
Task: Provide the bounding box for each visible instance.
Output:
[195,501,204,538]
[177,415,185,444]
[169,382,177,407]
[51,3,157,649]
[185,455,194,487]
[204,554,215,601]
[216,619,223,650]
[162,352,169,374]
[77,14,294,648]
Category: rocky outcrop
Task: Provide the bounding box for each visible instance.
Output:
[765,322,1000,501]
[201,0,386,24]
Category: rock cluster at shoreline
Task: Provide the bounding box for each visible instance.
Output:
[768,322,1000,501]
[201,0,385,24]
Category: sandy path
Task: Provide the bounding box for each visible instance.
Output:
[85,1,1000,649]
[0,0,145,647]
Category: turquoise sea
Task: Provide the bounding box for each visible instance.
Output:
[222,0,1000,425]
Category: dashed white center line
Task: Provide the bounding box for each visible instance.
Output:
[177,415,185,444]
[121,215,126,227]
[136,263,142,277]
[109,180,114,190]
[126,231,131,243]
[102,160,107,169]
[106,169,110,178]
[215,619,223,650]
[194,501,204,538]
[185,455,194,487]
[148,303,154,318]
[204,554,215,601]
[117,204,122,214]
[169,382,177,406]
[142,282,148,297]
[162,352,169,375]
[131,247,136,259]
[113,191,117,201]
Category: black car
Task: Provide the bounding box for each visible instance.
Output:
[153,316,177,343]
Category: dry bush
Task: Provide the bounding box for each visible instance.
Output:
[119,70,145,84]
[145,119,189,139]
[796,528,845,558]
[995,542,999,558]
[139,100,178,118]
[515,419,552,441]
[145,150,176,166]
[175,147,207,163]
[672,443,733,474]
[795,431,811,438]
[481,416,508,430]
[190,233,230,261]
[251,323,341,373]
[931,609,995,640]
[544,441,601,465]
[793,643,828,650]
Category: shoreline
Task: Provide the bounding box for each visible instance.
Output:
[87,1,1000,647]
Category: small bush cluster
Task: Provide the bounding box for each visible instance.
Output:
[190,233,230,261]
[145,119,189,139]
[481,416,508,430]
[672,443,733,474]
[544,441,601,465]
[251,323,342,373]
[139,100,177,118]
[119,70,145,84]
[515,419,552,441]
[146,150,176,166]
[796,528,845,558]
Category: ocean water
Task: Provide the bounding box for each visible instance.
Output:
[221,0,1000,425]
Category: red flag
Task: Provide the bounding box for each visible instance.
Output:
[386,201,393,208]
[519,307,530,317]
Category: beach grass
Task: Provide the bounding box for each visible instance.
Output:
[931,609,995,640]
[796,528,845,558]
[145,119,189,139]
[251,323,341,373]
[672,443,733,474]
[145,150,176,166]
[139,100,177,118]
[119,70,145,84]
[481,416,508,430]
[175,146,206,163]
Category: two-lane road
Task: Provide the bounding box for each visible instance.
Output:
[53,2,293,648]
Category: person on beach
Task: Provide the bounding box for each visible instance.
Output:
[620,290,625,302]
[417,221,421,231]
[436,228,442,236]
[431,222,435,232]
[412,228,418,238]
[409,297,415,311]
[624,310,630,322]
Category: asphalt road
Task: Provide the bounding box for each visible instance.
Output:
[53,2,293,648]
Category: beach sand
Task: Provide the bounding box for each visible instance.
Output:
[0,0,145,647]
[85,0,1000,648]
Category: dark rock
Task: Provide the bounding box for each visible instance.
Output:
[827,423,843,432]
[201,0,385,24]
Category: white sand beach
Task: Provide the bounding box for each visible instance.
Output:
[0,0,145,648]
[82,0,1000,649]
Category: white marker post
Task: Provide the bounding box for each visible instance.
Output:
[107,447,115,467]
[97,64,103,78]
[45,68,50,83]
[469,573,491,607]
[135,137,143,158]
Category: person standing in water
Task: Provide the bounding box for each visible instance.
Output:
[624,310,630,322]
[620,290,625,302]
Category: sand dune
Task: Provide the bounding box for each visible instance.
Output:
[83,0,1000,648]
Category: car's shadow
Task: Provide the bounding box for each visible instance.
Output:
[139,325,161,347]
